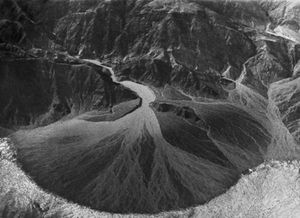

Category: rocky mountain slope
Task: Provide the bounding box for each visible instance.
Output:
[1,0,300,217]
[1,0,299,98]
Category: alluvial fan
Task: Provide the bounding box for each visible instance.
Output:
[1,0,300,216]
[12,62,272,213]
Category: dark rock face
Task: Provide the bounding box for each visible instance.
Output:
[0,58,137,128]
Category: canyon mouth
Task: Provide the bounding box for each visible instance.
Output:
[12,59,272,214]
